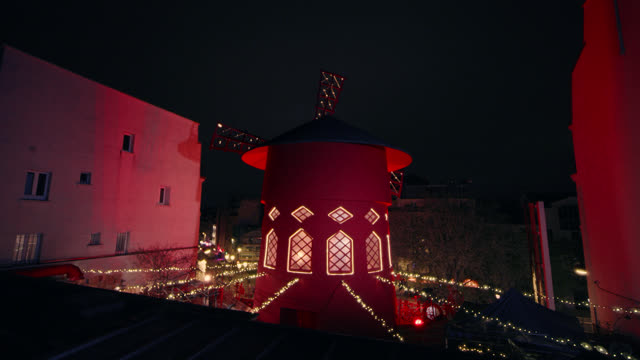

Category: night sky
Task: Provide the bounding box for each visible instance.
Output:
[3,2,584,208]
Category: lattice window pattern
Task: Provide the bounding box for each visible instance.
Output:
[328,206,353,224]
[365,208,380,225]
[291,206,314,223]
[365,232,383,273]
[387,234,393,268]
[268,207,280,221]
[327,231,354,275]
[264,229,278,269]
[288,229,313,273]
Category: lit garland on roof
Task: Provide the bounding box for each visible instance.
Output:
[395,271,640,316]
[83,266,194,274]
[390,280,637,359]
[121,278,196,292]
[167,273,266,300]
[250,278,299,314]
[378,276,457,308]
[457,343,507,358]
[460,306,638,360]
[207,262,258,270]
[118,266,259,295]
[395,271,503,294]
[341,281,404,342]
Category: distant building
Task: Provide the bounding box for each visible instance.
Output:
[237,229,261,263]
[215,198,262,253]
[543,198,588,315]
[401,175,472,199]
[0,45,202,287]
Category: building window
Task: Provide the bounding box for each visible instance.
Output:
[328,206,353,224]
[268,207,280,221]
[122,134,134,153]
[79,172,91,185]
[287,229,313,274]
[327,231,354,275]
[291,206,314,223]
[264,229,278,269]
[115,232,130,254]
[365,208,380,225]
[89,232,102,246]
[13,233,42,264]
[365,232,383,273]
[23,171,51,200]
[159,187,170,205]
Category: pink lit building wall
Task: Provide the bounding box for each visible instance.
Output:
[571,0,640,338]
[0,45,202,286]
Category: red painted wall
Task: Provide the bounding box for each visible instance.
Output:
[572,0,640,337]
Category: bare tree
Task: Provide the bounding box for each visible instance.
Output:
[134,246,197,297]
[390,199,530,303]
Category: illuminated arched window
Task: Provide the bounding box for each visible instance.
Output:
[365,208,380,225]
[327,230,354,275]
[287,229,313,274]
[365,231,383,273]
[263,229,278,269]
[328,206,353,224]
[291,206,314,223]
[386,234,393,268]
[268,207,280,221]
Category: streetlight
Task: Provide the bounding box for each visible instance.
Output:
[574,268,588,276]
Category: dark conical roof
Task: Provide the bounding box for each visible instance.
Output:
[241,116,412,171]
[263,116,396,148]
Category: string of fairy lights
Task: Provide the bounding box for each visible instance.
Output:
[394,271,640,316]
[82,262,259,275]
[168,272,265,300]
[81,263,636,356]
[82,266,194,274]
[110,264,259,294]
[250,278,300,314]
[376,275,458,308]
[457,343,508,358]
[461,306,637,359]
[341,281,405,342]
[394,279,638,360]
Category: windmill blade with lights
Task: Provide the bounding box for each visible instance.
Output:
[314,71,346,120]
[209,123,265,154]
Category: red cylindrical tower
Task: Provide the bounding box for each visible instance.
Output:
[242,116,411,339]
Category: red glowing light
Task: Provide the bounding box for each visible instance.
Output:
[414,318,424,326]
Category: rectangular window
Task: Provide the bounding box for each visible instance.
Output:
[13,233,42,264]
[23,171,51,200]
[115,232,130,254]
[79,172,91,185]
[89,232,101,246]
[122,134,134,153]
[159,187,170,205]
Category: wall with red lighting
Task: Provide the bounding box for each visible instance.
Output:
[0,46,201,284]
[252,142,397,338]
[571,0,640,337]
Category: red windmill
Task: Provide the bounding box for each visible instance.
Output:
[211,71,411,340]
